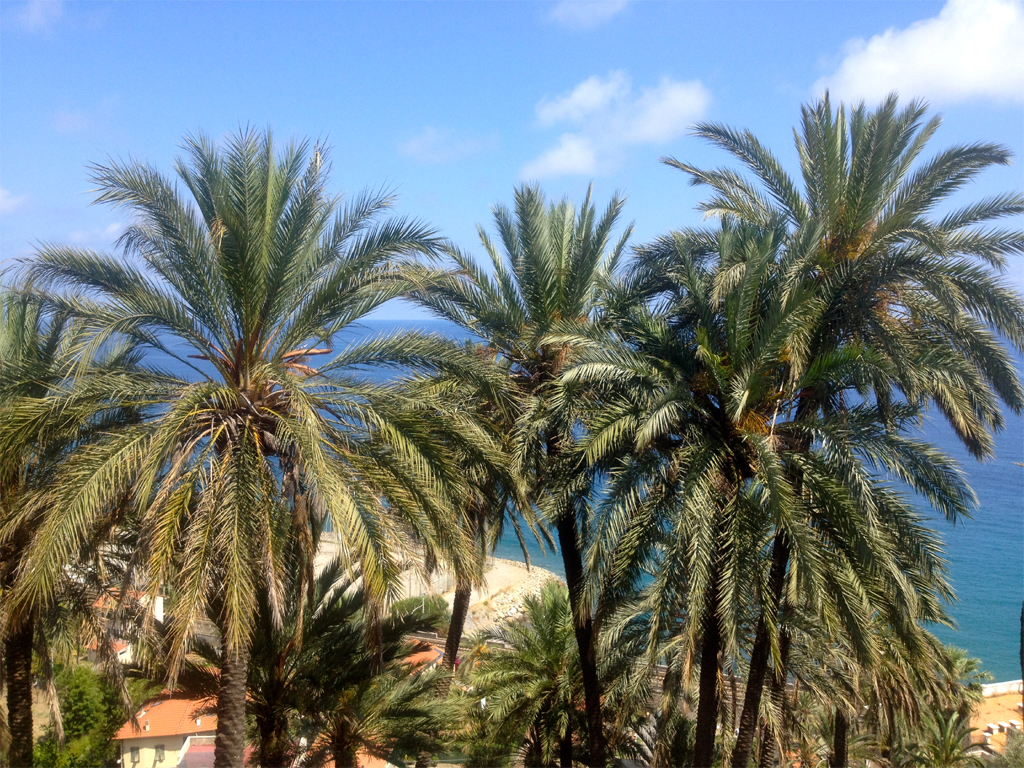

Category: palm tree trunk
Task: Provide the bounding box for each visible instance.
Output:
[545,425,606,768]
[332,719,358,768]
[730,670,738,738]
[734,619,769,768]
[5,621,34,768]
[756,629,791,768]
[731,534,789,767]
[829,710,847,768]
[560,718,573,768]
[411,577,475,768]
[556,511,606,768]
[412,579,474,768]
[754,723,767,768]
[444,579,472,671]
[525,724,544,767]
[693,589,722,768]
[256,709,291,768]
[213,642,251,768]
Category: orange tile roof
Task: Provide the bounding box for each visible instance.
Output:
[84,639,129,653]
[115,695,217,740]
[406,645,444,668]
[93,589,150,609]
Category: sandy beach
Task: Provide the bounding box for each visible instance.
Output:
[971,683,1024,753]
[456,557,563,630]
[396,554,562,631]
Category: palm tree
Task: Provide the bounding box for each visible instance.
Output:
[858,641,990,766]
[663,93,1024,767]
[398,348,546,674]
[410,183,632,767]
[397,355,545,768]
[312,661,450,768]
[466,582,582,768]
[906,712,984,768]
[576,221,798,767]
[561,218,970,766]
[0,291,145,767]
[168,556,451,768]
[782,698,881,768]
[10,129,479,767]
[780,609,948,768]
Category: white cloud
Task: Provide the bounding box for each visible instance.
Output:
[16,0,62,31]
[399,127,496,164]
[815,0,1024,105]
[623,79,714,143]
[549,0,629,29]
[0,188,27,216]
[68,222,124,247]
[537,72,630,125]
[522,71,711,179]
[521,135,599,178]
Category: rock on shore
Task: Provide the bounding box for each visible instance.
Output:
[467,557,562,629]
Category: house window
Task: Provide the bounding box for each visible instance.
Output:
[130,746,140,764]
[156,745,165,762]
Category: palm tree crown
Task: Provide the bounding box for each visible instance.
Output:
[12,128,479,767]
[0,292,145,768]
[467,582,582,768]
[411,182,632,767]
[664,93,1024,456]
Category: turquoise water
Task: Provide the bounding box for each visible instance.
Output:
[917,407,1023,681]
[157,318,1024,681]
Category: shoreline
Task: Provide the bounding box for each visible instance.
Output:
[448,556,564,631]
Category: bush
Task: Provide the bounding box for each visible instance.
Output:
[994,730,1024,768]
[392,593,451,632]
[33,663,154,768]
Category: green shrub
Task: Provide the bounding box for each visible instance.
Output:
[994,730,1024,768]
[33,663,155,768]
[392,593,450,632]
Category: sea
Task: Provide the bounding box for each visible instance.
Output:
[160,317,1024,682]
[912,404,1024,682]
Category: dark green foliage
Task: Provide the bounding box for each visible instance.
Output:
[461,583,582,766]
[460,698,516,768]
[171,558,452,768]
[33,664,156,768]
[391,594,452,632]
[905,711,985,768]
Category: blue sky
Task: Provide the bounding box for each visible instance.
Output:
[2,0,1022,319]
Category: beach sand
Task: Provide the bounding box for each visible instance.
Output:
[971,687,1024,752]
[393,555,563,630]
[454,557,562,630]
[314,536,562,631]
